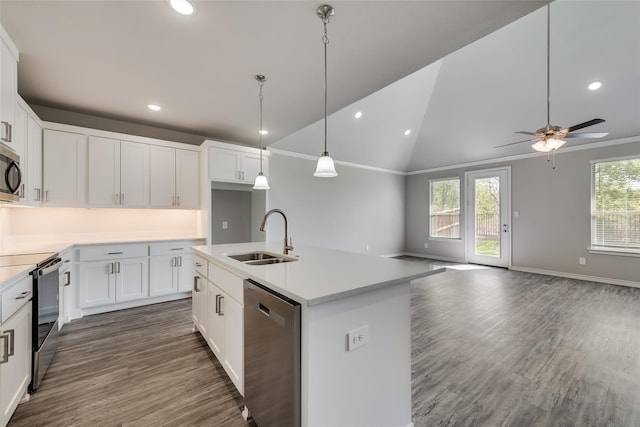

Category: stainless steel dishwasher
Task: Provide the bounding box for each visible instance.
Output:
[244,279,301,427]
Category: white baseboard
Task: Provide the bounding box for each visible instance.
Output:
[403,252,466,264]
[381,252,405,258]
[510,265,640,289]
[75,293,191,319]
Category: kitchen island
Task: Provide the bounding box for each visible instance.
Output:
[193,242,444,427]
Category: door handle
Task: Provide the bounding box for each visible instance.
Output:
[503,223,509,233]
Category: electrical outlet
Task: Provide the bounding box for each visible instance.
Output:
[222,221,228,230]
[579,257,586,265]
[365,244,370,252]
[424,243,428,249]
[347,325,370,351]
[514,210,520,218]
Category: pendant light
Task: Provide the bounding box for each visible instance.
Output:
[253,74,270,190]
[313,4,338,178]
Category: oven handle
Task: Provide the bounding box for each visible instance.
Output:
[37,257,63,276]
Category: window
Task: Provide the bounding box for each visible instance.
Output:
[429,178,460,239]
[591,157,640,250]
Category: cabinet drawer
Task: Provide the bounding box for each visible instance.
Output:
[78,244,148,261]
[149,241,191,256]
[193,255,207,277]
[208,262,244,304]
[1,274,32,323]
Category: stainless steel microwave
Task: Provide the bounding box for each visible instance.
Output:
[0,143,22,202]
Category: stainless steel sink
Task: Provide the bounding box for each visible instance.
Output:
[227,251,298,266]
[227,251,279,262]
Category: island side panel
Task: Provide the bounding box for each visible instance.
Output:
[301,281,412,427]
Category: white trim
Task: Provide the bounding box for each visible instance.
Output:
[589,153,640,165]
[268,147,406,175]
[17,95,43,126]
[403,252,466,264]
[202,139,270,156]
[407,136,640,175]
[428,236,463,243]
[588,247,640,257]
[380,252,405,258]
[510,265,640,289]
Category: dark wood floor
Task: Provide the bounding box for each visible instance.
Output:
[9,267,640,426]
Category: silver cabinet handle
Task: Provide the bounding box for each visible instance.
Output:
[35,188,40,201]
[193,276,200,292]
[115,262,121,274]
[215,294,220,314]
[171,257,177,267]
[178,256,182,267]
[20,183,25,198]
[108,262,114,274]
[45,190,49,202]
[218,295,224,316]
[15,291,31,300]
[195,262,203,267]
[177,195,180,206]
[107,252,123,255]
[6,330,14,357]
[1,121,11,142]
[0,334,8,364]
[64,271,71,286]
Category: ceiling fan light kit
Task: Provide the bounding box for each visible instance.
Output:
[496,4,607,160]
[313,4,338,178]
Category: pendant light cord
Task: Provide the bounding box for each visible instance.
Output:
[322,16,329,156]
[546,4,551,130]
[258,78,264,171]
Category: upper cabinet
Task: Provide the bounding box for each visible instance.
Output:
[13,101,43,204]
[206,141,269,185]
[150,146,198,209]
[88,136,149,207]
[43,129,87,206]
[0,26,18,147]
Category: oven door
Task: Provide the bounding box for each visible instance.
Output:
[31,257,61,391]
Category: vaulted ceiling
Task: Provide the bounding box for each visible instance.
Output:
[1,1,638,173]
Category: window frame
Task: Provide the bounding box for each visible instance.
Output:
[428,177,461,241]
[589,155,640,255]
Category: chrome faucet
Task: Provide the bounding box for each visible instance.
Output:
[259,209,293,255]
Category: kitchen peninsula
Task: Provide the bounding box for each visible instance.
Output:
[193,242,444,427]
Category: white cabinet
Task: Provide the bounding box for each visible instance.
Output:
[192,257,244,394]
[0,30,18,147]
[88,136,149,207]
[78,244,149,308]
[208,146,267,185]
[13,103,43,204]
[149,241,194,297]
[0,274,32,427]
[12,105,26,200]
[43,129,86,206]
[150,147,198,208]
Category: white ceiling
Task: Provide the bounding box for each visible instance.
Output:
[1,1,638,173]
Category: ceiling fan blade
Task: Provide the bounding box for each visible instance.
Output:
[494,138,535,148]
[564,132,608,139]
[564,118,606,133]
[514,131,537,136]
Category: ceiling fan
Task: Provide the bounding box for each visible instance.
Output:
[495,4,607,153]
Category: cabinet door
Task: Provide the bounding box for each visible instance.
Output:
[177,253,193,293]
[192,272,207,336]
[115,257,149,302]
[43,129,86,206]
[120,141,149,207]
[175,149,199,208]
[0,39,17,147]
[207,280,224,359]
[149,255,178,297]
[26,115,43,203]
[223,295,244,395]
[241,152,263,184]
[0,302,31,426]
[149,146,176,207]
[13,105,27,201]
[78,261,116,308]
[88,136,120,206]
[209,148,240,182]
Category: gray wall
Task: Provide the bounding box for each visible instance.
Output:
[211,189,252,244]
[406,140,640,283]
[267,153,406,256]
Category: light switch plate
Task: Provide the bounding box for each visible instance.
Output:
[222,221,228,230]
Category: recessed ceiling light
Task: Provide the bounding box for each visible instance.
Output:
[404,129,411,136]
[354,111,362,119]
[147,104,161,111]
[588,81,602,91]
[259,129,268,135]
[169,0,195,15]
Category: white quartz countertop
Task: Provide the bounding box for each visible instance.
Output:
[193,242,445,306]
[0,265,32,289]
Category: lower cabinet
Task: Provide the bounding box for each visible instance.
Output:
[78,257,148,308]
[0,297,31,426]
[192,256,244,395]
[149,242,194,297]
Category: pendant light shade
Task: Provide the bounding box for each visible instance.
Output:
[531,137,566,153]
[253,74,270,190]
[314,4,338,178]
[314,153,338,178]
